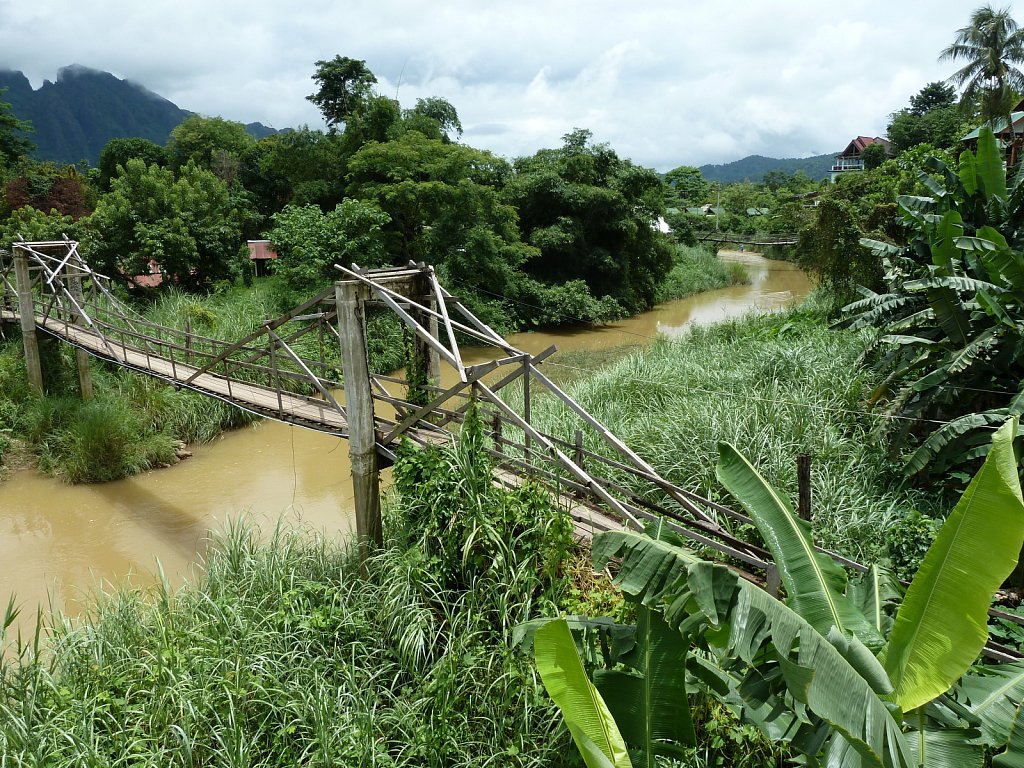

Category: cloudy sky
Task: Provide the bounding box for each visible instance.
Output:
[0,1,994,170]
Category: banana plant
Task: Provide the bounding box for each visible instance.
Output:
[839,128,1024,481]
[843,125,1024,481]
[589,417,1024,767]
[534,618,633,768]
[522,600,696,768]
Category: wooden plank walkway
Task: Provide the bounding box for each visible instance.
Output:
[2,310,447,449]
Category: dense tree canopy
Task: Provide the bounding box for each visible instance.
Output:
[504,129,674,313]
[347,131,533,300]
[87,159,245,289]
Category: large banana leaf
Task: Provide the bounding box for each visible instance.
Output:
[976,126,1008,202]
[847,565,902,637]
[960,660,1024,767]
[716,443,880,645]
[925,285,970,347]
[535,618,633,768]
[960,148,979,197]
[884,418,1024,712]
[902,411,1010,478]
[903,721,985,768]
[593,530,914,768]
[931,210,963,273]
[594,606,695,767]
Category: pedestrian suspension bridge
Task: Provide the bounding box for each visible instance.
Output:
[698,231,799,247]
[1,239,1020,661]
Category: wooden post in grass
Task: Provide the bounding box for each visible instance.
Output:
[67,272,93,401]
[336,279,382,557]
[797,453,812,522]
[12,246,43,394]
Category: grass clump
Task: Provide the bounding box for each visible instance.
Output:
[655,244,749,304]
[534,291,936,563]
[36,396,177,483]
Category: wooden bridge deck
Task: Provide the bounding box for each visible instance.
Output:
[0,309,446,449]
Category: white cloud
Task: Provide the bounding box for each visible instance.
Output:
[0,0,994,169]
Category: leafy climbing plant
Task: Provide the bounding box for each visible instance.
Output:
[844,126,1024,481]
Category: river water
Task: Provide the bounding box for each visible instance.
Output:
[0,251,809,627]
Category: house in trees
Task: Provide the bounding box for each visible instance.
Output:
[961,99,1024,167]
[829,136,893,182]
[247,239,278,277]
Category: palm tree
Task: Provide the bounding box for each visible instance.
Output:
[940,4,1024,128]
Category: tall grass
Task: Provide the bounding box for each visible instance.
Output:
[0,420,575,766]
[531,291,938,562]
[655,244,749,304]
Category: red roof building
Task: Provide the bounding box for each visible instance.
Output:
[247,240,278,277]
[830,136,893,182]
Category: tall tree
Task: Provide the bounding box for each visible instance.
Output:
[0,88,33,171]
[909,81,957,115]
[87,158,246,290]
[166,115,255,176]
[402,97,463,142]
[97,137,167,191]
[940,4,1024,125]
[307,56,378,129]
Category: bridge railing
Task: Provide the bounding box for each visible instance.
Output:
[7,242,352,427]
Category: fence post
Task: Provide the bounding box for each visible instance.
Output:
[336,280,382,559]
[523,358,531,458]
[574,429,585,470]
[12,246,43,394]
[797,453,812,522]
[491,412,503,455]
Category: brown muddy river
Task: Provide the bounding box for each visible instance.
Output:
[0,252,809,628]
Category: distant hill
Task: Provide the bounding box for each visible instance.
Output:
[0,65,278,166]
[698,152,837,184]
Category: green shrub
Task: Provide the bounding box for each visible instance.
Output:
[885,509,940,581]
[392,403,574,626]
[38,397,177,483]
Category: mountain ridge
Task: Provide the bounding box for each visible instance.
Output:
[0,65,277,166]
[698,152,837,184]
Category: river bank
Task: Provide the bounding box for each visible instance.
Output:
[0,251,809,626]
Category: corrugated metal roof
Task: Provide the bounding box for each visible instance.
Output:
[247,240,278,260]
[961,113,1024,141]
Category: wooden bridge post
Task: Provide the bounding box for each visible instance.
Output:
[336,280,382,557]
[406,267,439,408]
[67,272,93,401]
[12,246,43,394]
